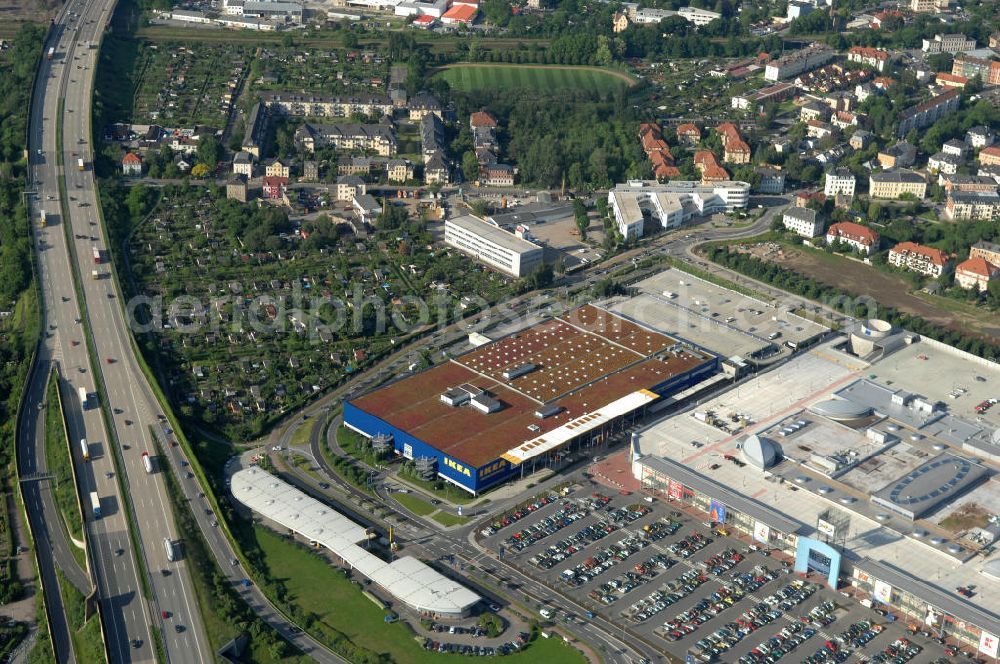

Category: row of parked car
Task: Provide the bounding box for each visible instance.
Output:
[588,554,671,605]
[697,547,744,576]
[641,517,682,541]
[421,640,522,656]
[763,579,817,612]
[530,520,621,570]
[624,569,711,623]
[502,502,586,552]
[739,620,818,664]
[865,637,922,664]
[668,532,713,558]
[481,492,565,538]
[658,583,745,642]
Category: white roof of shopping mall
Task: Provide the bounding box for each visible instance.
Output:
[633,335,1000,620]
[231,468,481,616]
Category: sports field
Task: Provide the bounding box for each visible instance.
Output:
[435,64,635,95]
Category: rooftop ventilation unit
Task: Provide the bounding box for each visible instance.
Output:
[535,404,564,419]
[503,363,537,381]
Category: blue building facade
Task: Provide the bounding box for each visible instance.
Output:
[343,355,719,495]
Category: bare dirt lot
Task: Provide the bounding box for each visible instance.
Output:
[743,241,1000,339]
[0,0,59,35]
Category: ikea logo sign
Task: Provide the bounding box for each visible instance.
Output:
[442,457,472,477]
[478,459,507,479]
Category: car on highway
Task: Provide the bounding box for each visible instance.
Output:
[105,357,114,363]
[132,639,141,649]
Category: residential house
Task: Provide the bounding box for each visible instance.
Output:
[261,176,288,199]
[676,123,701,146]
[979,146,1000,167]
[927,152,963,175]
[386,159,413,183]
[806,120,836,140]
[945,191,1000,220]
[869,170,927,199]
[352,193,381,224]
[470,110,498,130]
[921,34,976,53]
[482,163,515,187]
[848,46,890,72]
[849,130,872,150]
[227,176,248,202]
[940,174,999,193]
[336,175,366,202]
[826,221,880,254]
[910,0,949,12]
[302,160,319,182]
[755,167,785,194]
[824,168,856,197]
[967,126,996,149]
[694,150,730,182]
[612,11,630,32]
[888,242,951,277]
[877,142,917,169]
[800,101,828,123]
[716,122,751,164]
[955,257,999,291]
[970,240,1000,265]
[424,153,450,184]
[295,122,396,156]
[122,152,143,176]
[265,159,291,179]
[942,139,967,158]
[782,206,823,237]
[897,89,961,137]
[407,92,442,121]
[233,150,254,178]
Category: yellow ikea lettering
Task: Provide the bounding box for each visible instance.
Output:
[443,457,471,477]
[478,459,506,479]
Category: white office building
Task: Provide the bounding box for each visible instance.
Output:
[444,214,544,278]
[677,6,721,25]
[608,180,750,240]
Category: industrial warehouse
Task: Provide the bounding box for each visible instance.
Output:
[344,304,719,494]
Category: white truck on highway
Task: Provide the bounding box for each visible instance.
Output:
[39,210,47,227]
[78,386,89,409]
[142,452,154,474]
[80,438,90,462]
[89,492,101,518]
[164,538,177,562]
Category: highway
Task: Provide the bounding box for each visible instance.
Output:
[24,0,210,660]
[25,3,357,663]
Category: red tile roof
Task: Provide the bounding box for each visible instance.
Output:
[890,242,949,266]
[827,221,879,246]
[957,257,999,278]
[848,46,889,61]
[122,152,142,165]
[442,4,477,21]
[470,110,497,128]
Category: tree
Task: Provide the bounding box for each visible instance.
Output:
[461,151,480,183]
[190,163,211,178]
[196,134,222,168]
[574,199,589,240]
[377,202,408,230]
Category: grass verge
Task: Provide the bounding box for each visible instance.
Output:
[242,523,586,664]
[392,493,435,516]
[431,511,471,527]
[43,372,86,568]
[55,567,104,663]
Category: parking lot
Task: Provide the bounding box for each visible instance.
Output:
[478,484,963,663]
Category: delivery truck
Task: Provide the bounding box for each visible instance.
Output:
[78,386,89,409]
[90,492,101,518]
[77,158,85,172]
[47,46,55,60]
[39,210,47,227]
[164,538,177,562]
[92,247,101,264]
[80,438,90,462]
[142,452,154,474]
[91,269,99,280]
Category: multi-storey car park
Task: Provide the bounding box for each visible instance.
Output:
[344,304,719,495]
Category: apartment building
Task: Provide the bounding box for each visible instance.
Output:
[869,170,927,199]
[826,221,880,254]
[824,168,856,197]
[444,214,543,278]
[730,82,797,113]
[970,240,1000,266]
[888,242,951,277]
[295,122,396,156]
[608,180,750,240]
[263,92,393,119]
[910,0,949,13]
[764,44,834,81]
[945,191,1000,220]
[848,46,891,72]
[897,89,961,137]
[782,206,823,238]
[955,257,999,291]
[951,57,1000,86]
[979,146,1000,167]
[921,34,976,53]
[716,122,752,164]
[677,6,721,25]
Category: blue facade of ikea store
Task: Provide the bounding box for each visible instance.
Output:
[342,400,521,494]
[343,356,719,495]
